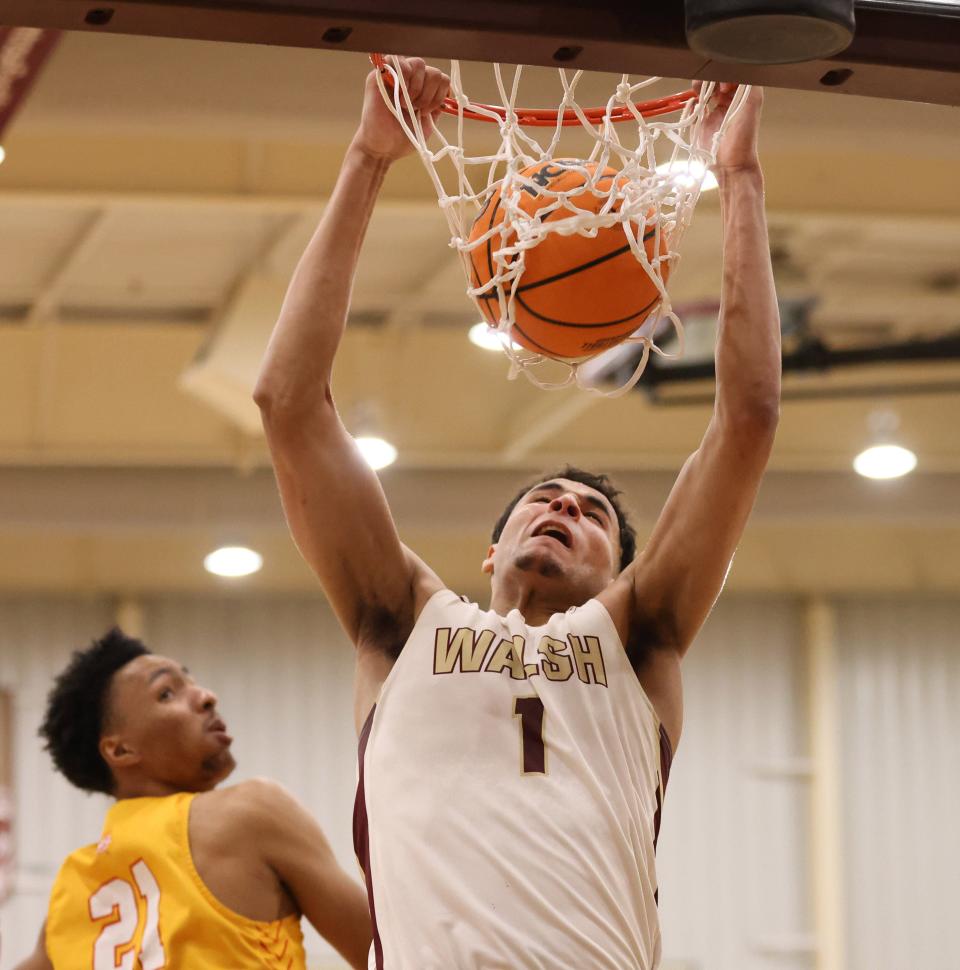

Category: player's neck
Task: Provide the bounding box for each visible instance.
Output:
[112,775,198,800]
[489,581,578,626]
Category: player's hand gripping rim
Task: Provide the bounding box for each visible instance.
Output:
[353,56,450,163]
[694,80,763,176]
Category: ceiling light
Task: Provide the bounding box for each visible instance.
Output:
[0,146,6,166]
[204,546,263,578]
[656,158,718,192]
[468,322,522,352]
[355,435,397,470]
[853,444,917,480]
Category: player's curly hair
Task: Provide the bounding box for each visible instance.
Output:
[491,465,637,573]
[39,628,150,795]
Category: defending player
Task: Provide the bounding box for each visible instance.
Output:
[255,58,780,968]
[12,628,371,970]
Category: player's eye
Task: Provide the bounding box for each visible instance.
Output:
[586,511,601,522]
[158,688,173,701]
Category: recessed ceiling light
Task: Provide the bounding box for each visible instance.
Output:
[355,435,397,470]
[468,322,521,352]
[204,546,263,578]
[656,158,718,192]
[853,444,917,480]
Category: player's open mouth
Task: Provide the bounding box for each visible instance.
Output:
[206,717,232,743]
[532,523,572,548]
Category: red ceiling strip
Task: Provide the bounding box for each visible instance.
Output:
[0,26,61,140]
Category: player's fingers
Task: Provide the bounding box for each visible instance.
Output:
[429,67,451,100]
[422,101,447,136]
[417,73,438,110]
[402,57,427,103]
[366,59,400,105]
[422,70,450,113]
[710,84,734,108]
[396,54,425,75]
[413,67,445,113]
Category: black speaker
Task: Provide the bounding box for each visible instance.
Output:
[685,0,855,64]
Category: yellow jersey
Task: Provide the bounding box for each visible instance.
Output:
[45,792,306,969]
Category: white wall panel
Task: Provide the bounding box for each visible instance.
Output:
[657,596,813,970]
[836,598,960,970]
[0,597,115,968]
[143,594,358,967]
[0,593,357,969]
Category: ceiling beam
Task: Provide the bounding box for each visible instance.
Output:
[25,207,110,326]
[0,189,321,211]
[178,213,308,436]
[500,390,604,464]
[210,210,305,328]
[382,252,466,333]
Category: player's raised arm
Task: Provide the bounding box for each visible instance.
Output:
[254,59,448,648]
[620,85,781,657]
[214,779,373,970]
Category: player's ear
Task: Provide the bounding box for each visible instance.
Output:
[100,734,140,771]
[481,544,496,575]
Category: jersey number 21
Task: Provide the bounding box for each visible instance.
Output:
[89,859,165,970]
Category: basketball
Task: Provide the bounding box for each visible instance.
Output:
[467,159,669,361]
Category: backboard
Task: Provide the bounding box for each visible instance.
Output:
[0,1,958,105]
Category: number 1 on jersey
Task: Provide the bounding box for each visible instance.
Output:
[513,696,546,774]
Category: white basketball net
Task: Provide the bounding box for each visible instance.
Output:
[375,57,749,394]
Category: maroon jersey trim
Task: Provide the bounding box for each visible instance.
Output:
[652,722,673,906]
[653,722,673,851]
[352,704,384,970]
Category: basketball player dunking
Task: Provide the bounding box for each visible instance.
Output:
[12,629,371,970]
[255,58,780,969]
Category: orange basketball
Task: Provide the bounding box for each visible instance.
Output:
[467,159,669,361]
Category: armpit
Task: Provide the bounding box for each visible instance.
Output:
[356,601,412,660]
[625,604,679,673]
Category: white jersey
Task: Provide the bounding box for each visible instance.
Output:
[353,589,673,970]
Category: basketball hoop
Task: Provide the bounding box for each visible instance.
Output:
[371,54,749,394]
[369,54,698,127]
